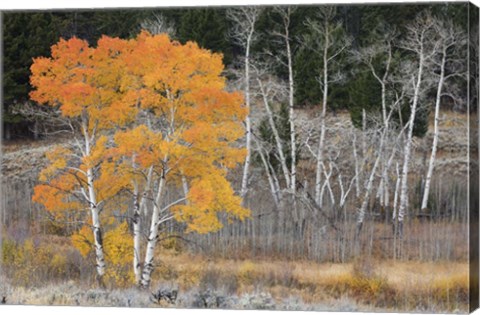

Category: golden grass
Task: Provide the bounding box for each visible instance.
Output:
[152,249,469,312]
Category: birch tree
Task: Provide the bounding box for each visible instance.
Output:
[394,12,436,237]
[421,18,466,211]
[227,7,262,200]
[355,91,405,239]
[302,6,351,206]
[253,65,291,189]
[30,36,136,284]
[31,32,250,288]
[352,27,396,213]
[273,6,297,194]
[119,32,250,288]
[140,13,176,36]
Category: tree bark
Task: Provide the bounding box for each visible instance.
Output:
[315,20,329,206]
[140,173,166,288]
[397,48,426,237]
[83,121,106,283]
[240,29,254,201]
[284,10,296,195]
[421,47,446,211]
[258,79,291,188]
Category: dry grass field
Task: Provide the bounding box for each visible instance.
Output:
[1,247,468,312]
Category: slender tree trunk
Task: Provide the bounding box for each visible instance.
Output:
[254,138,280,206]
[181,174,189,198]
[258,79,291,188]
[355,127,388,240]
[132,183,142,284]
[397,51,425,238]
[352,133,361,198]
[132,166,153,284]
[315,24,329,205]
[240,32,253,200]
[421,48,446,211]
[140,173,166,288]
[33,120,40,140]
[82,122,106,284]
[285,18,296,194]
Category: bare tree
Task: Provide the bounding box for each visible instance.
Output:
[421,18,467,211]
[355,90,405,240]
[352,26,397,213]
[140,13,176,36]
[227,7,262,200]
[302,6,351,206]
[273,6,297,195]
[253,65,291,189]
[394,12,437,237]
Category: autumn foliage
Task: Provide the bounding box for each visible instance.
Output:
[29,31,249,285]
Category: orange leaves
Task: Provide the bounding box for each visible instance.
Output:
[32,181,82,217]
[32,30,250,254]
[30,36,136,127]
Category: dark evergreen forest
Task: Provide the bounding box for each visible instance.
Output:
[1,3,470,140]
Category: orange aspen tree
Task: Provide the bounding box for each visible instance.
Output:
[30,36,135,284]
[113,32,250,288]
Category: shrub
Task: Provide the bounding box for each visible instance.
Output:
[237,260,257,286]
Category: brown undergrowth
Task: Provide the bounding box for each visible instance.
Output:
[1,233,469,311]
[150,248,469,312]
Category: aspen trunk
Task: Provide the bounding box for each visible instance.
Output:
[421,48,446,211]
[255,138,280,206]
[83,122,106,283]
[285,18,296,195]
[140,174,166,288]
[240,31,253,200]
[315,23,329,205]
[133,166,153,284]
[397,51,425,237]
[352,133,361,198]
[132,184,142,284]
[258,79,290,188]
[87,168,106,282]
[355,128,388,240]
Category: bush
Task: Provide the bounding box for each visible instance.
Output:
[237,260,257,286]
[2,236,83,287]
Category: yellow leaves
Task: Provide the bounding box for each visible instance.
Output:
[31,32,250,281]
[104,222,133,266]
[173,170,250,234]
[72,222,134,287]
[39,146,71,181]
[71,225,94,258]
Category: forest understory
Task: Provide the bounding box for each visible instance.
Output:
[0,245,470,312]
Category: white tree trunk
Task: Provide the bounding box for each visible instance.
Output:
[392,162,401,221]
[82,121,106,281]
[397,52,425,235]
[132,183,142,284]
[140,174,166,288]
[258,79,291,188]
[285,19,296,194]
[356,127,388,236]
[315,25,329,205]
[421,48,446,211]
[254,138,280,206]
[240,31,254,200]
[352,133,361,198]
